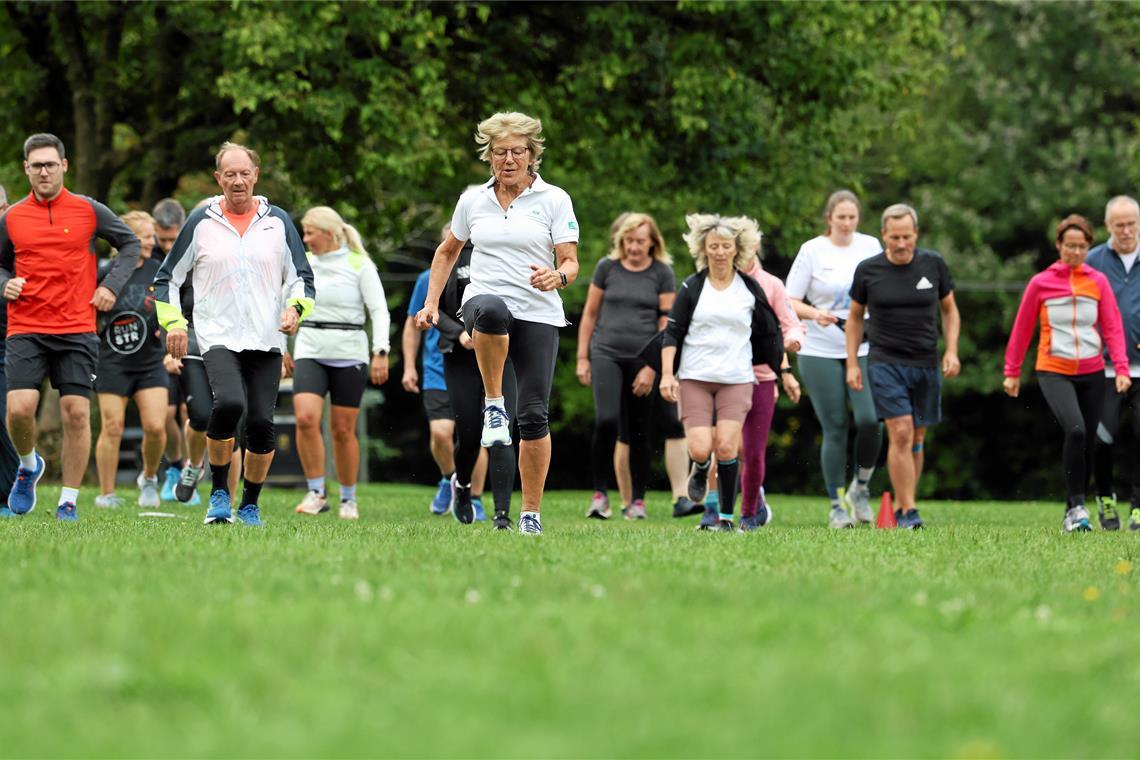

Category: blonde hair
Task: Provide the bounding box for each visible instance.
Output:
[608,212,671,265]
[474,112,545,172]
[683,214,761,272]
[302,206,366,255]
[120,210,156,238]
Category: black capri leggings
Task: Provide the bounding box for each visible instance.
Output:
[463,294,558,441]
[1039,371,1105,506]
[202,348,282,455]
[178,357,214,433]
[443,347,517,515]
[1095,377,1140,501]
[591,354,654,499]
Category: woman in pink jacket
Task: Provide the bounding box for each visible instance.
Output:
[1003,214,1131,532]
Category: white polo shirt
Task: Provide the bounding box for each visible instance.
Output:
[450,174,579,327]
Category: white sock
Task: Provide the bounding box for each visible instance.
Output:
[484,396,505,410]
[59,487,79,506]
[19,450,38,470]
[857,467,874,485]
[340,484,356,501]
[307,477,325,495]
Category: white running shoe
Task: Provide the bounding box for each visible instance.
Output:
[1062,505,1092,533]
[845,478,873,524]
[95,493,124,509]
[480,404,512,447]
[137,473,161,508]
[295,490,329,515]
[518,512,543,535]
[829,504,856,529]
[339,499,359,520]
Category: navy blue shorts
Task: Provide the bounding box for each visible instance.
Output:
[867,362,942,427]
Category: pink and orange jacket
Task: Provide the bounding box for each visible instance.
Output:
[743,260,805,381]
[1004,261,1129,378]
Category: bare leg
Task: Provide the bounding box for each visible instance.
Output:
[519,434,551,512]
[665,438,689,499]
[885,416,918,512]
[243,449,274,484]
[136,387,169,479]
[293,392,326,480]
[429,418,455,475]
[59,395,92,489]
[472,447,488,495]
[7,389,40,456]
[95,394,128,495]
[473,331,509,398]
[330,405,361,486]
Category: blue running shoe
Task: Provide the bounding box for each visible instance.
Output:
[160,465,180,501]
[0,506,14,518]
[430,477,451,515]
[8,453,44,515]
[204,490,234,524]
[56,502,77,522]
[236,504,263,526]
[898,508,925,530]
[739,502,773,532]
[472,497,486,522]
[697,505,719,531]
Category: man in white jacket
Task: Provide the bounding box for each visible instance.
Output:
[154,142,315,526]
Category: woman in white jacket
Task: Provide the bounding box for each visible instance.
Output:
[290,206,390,519]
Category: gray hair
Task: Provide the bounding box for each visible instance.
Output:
[881,203,919,230]
[683,213,762,272]
[215,141,260,170]
[23,133,65,160]
[1105,195,1140,222]
[151,198,186,230]
[474,112,545,172]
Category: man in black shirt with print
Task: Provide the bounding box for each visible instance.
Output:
[845,203,960,529]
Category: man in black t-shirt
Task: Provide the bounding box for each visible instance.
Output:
[845,204,961,529]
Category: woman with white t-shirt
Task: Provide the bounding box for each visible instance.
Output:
[659,214,783,532]
[785,190,883,528]
[415,112,580,536]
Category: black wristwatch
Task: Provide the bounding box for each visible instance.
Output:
[780,367,794,375]
[557,270,568,288]
[373,350,388,358]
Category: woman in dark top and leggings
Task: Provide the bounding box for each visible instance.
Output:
[577,212,676,519]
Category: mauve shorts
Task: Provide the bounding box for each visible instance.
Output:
[677,379,754,428]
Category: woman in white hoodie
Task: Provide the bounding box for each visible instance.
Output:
[290,206,390,520]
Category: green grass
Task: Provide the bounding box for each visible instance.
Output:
[1,485,1137,759]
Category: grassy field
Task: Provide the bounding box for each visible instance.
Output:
[0,483,1137,759]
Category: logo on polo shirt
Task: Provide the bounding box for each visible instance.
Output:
[568,221,578,230]
[916,276,933,290]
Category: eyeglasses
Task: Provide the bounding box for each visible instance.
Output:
[491,147,528,160]
[27,161,62,174]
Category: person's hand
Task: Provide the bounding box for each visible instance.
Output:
[1002,376,1020,398]
[529,264,563,292]
[279,307,300,335]
[402,366,420,393]
[785,339,802,353]
[162,353,183,375]
[371,354,389,386]
[1116,375,1132,394]
[660,374,680,403]
[281,351,294,379]
[576,357,591,386]
[942,350,961,378]
[814,308,839,327]
[415,304,438,330]
[459,331,474,350]
[91,285,116,312]
[632,365,656,397]
[781,371,801,403]
[3,277,26,301]
[846,363,862,391]
[167,328,188,360]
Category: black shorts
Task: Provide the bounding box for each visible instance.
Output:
[95,360,171,397]
[423,388,453,421]
[293,359,367,408]
[6,333,99,397]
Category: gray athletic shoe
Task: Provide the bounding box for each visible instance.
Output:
[829,505,856,529]
[845,479,873,524]
[1062,505,1092,533]
[137,473,161,508]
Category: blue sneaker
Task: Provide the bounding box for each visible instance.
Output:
[55,502,77,522]
[160,465,180,501]
[697,505,719,531]
[430,477,451,515]
[236,504,263,526]
[204,490,234,524]
[739,502,773,532]
[898,508,925,530]
[472,497,486,522]
[0,506,14,518]
[8,453,45,515]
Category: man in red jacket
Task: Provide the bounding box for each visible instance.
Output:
[0,133,140,521]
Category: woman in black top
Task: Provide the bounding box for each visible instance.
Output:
[576,212,677,520]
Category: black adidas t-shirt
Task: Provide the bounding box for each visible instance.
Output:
[96,257,165,371]
[849,248,954,368]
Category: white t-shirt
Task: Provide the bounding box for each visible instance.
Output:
[677,274,755,384]
[785,232,881,358]
[451,174,579,327]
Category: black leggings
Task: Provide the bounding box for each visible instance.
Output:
[1095,377,1140,502]
[1039,371,1105,506]
[443,347,517,515]
[591,354,654,499]
[178,357,214,433]
[202,348,282,454]
[463,294,558,441]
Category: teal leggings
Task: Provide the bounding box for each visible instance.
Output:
[797,354,882,497]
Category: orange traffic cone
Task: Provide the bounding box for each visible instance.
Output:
[876,492,897,529]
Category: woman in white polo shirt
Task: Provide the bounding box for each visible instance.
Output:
[415,112,579,536]
[785,190,883,528]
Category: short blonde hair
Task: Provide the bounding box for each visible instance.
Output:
[120,210,156,238]
[302,206,366,255]
[608,212,671,265]
[475,112,545,172]
[683,214,761,272]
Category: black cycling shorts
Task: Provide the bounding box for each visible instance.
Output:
[293,359,368,408]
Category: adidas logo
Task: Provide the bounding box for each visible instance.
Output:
[915,276,933,290]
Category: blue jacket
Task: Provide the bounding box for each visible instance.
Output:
[1087,242,1140,367]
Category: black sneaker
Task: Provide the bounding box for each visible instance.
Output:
[672,496,704,518]
[696,505,719,531]
[453,480,474,524]
[687,462,709,503]
[492,511,513,531]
